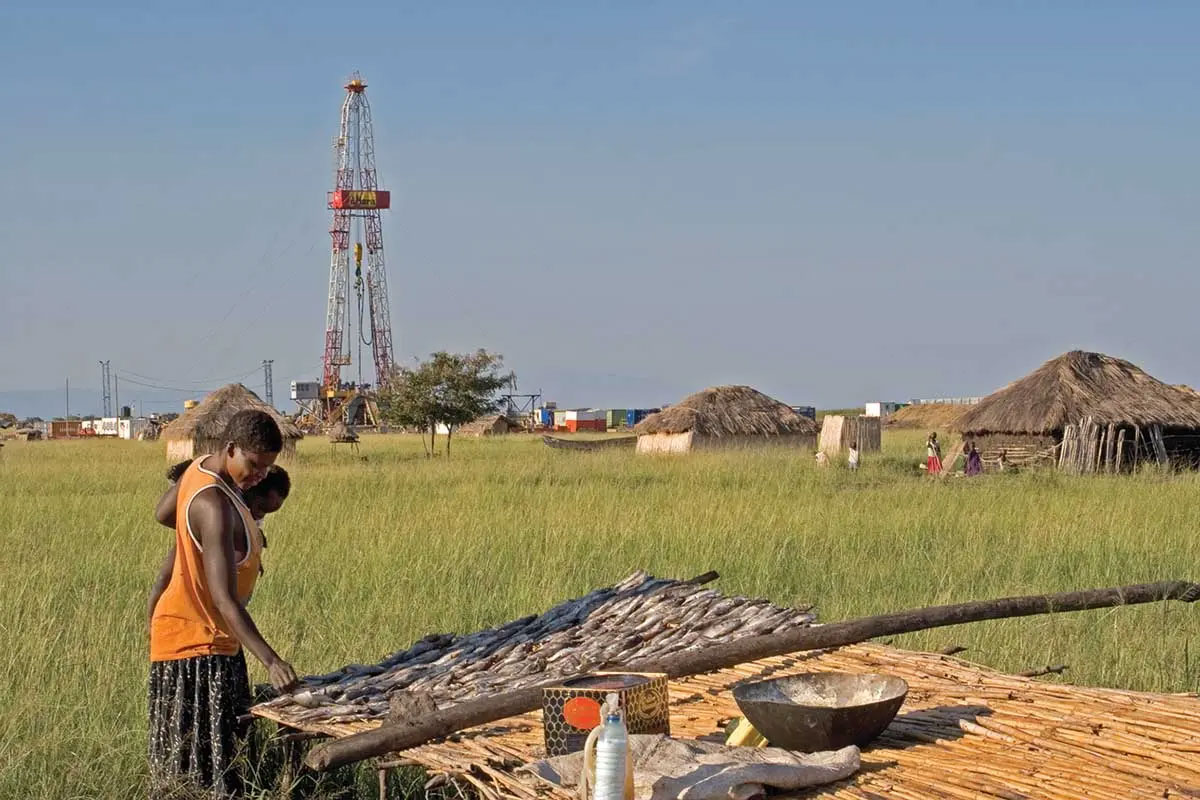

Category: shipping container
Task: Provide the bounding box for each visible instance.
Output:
[553,410,568,430]
[119,418,149,440]
[50,420,82,438]
[566,409,606,422]
[791,405,817,420]
[864,402,901,418]
[96,417,119,436]
[627,408,660,426]
[566,419,607,433]
[606,409,628,429]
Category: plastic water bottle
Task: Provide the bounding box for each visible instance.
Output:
[581,693,633,800]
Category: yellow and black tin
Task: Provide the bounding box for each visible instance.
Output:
[541,672,670,756]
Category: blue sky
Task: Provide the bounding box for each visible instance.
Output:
[1,2,1198,417]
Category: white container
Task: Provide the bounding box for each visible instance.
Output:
[119,418,149,440]
[864,402,901,418]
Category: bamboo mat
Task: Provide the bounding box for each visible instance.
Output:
[254,644,1200,799]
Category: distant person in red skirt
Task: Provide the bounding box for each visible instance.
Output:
[926,432,943,475]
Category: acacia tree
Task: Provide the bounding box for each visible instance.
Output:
[377,350,511,458]
[376,364,440,457]
[430,350,511,457]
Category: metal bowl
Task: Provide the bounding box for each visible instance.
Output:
[732,672,908,752]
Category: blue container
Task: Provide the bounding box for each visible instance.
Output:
[626,409,637,427]
[791,405,817,421]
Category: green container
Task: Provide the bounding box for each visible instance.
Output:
[607,409,627,429]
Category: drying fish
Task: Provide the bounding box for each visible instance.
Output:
[257,572,815,726]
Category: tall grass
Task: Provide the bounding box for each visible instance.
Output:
[1,433,1198,797]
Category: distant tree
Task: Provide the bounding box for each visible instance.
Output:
[0,413,16,429]
[377,349,511,458]
[377,363,441,457]
[430,350,511,457]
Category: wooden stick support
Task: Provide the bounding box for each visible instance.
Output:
[305,579,1200,771]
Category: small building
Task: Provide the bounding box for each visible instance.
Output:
[634,385,818,454]
[606,409,628,430]
[819,415,882,456]
[458,415,511,437]
[161,383,303,461]
[864,402,903,418]
[956,350,1200,471]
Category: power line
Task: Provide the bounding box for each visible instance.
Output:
[116,365,260,387]
[112,373,216,394]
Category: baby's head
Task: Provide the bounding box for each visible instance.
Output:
[165,460,191,484]
[242,464,291,520]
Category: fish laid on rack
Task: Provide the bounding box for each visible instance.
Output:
[259,571,815,726]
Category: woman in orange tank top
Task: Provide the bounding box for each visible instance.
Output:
[146,409,298,798]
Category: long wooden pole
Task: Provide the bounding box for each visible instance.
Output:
[305,580,1200,771]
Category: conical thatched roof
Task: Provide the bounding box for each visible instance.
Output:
[634,385,818,437]
[957,351,1200,435]
[162,384,303,443]
[459,414,510,436]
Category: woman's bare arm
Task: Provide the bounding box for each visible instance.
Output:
[191,491,297,691]
[154,483,180,528]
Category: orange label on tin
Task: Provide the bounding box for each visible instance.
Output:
[563,697,602,730]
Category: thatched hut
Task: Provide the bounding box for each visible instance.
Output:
[459,415,511,437]
[956,351,1200,471]
[162,383,303,461]
[634,385,818,454]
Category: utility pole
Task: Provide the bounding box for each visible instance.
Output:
[99,360,112,417]
[114,375,120,417]
[65,377,69,423]
[262,360,275,408]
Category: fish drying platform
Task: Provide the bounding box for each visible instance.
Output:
[254,573,1200,799]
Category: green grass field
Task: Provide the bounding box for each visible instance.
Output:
[2,432,1199,798]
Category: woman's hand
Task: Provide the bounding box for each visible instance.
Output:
[268,657,299,692]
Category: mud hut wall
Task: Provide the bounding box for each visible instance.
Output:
[165,438,196,462]
[692,433,816,451]
[636,432,695,454]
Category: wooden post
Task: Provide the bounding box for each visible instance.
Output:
[1134,425,1143,470]
[378,767,389,800]
[1105,423,1116,473]
[1115,428,1126,473]
[1151,425,1169,467]
[1058,425,1073,471]
[305,580,1200,772]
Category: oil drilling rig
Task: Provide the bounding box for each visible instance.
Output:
[293,73,396,428]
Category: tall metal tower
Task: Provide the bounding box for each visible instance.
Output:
[99,360,112,417]
[322,73,396,400]
[262,359,274,408]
